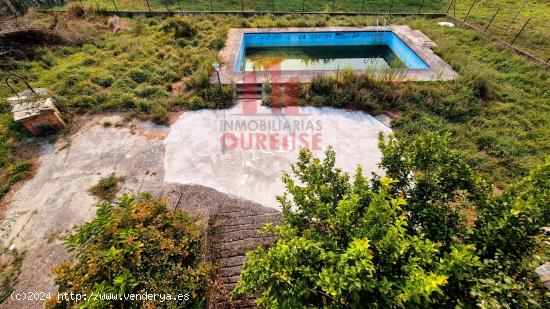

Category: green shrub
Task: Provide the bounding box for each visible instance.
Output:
[91,74,114,88]
[50,194,210,308]
[128,68,151,83]
[310,75,333,97]
[135,85,168,99]
[161,16,197,39]
[184,95,207,110]
[150,102,169,125]
[234,136,550,308]
[199,84,235,109]
[88,173,124,201]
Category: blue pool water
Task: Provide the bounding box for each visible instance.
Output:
[236,31,429,72]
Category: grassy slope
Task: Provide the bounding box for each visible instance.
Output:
[0,11,548,199]
[61,0,549,61]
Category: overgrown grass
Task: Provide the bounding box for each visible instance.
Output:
[0,248,24,303]
[59,0,550,61]
[0,10,548,197]
[88,173,125,201]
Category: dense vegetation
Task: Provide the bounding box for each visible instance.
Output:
[48,193,210,308]
[61,0,549,60]
[233,134,550,307]
[1,8,548,198]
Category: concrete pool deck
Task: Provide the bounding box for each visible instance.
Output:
[164,101,391,209]
[215,25,457,84]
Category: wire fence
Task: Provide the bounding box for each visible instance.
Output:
[36,0,550,66]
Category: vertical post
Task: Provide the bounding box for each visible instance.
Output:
[388,0,394,14]
[360,0,365,13]
[110,0,118,11]
[446,0,454,14]
[463,0,478,22]
[510,18,530,45]
[241,0,244,12]
[210,0,214,12]
[272,0,275,12]
[302,0,305,12]
[332,0,336,13]
[418,0,425,15]
[145,0,151,11]
[484,7,500,33]
[506,0,528,32]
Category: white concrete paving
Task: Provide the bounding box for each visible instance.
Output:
[164,101,391,209]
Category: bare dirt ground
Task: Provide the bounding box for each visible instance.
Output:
[0,102,391,308]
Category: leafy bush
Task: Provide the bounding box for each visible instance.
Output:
[233,135,550,307]
[49,194,210,308]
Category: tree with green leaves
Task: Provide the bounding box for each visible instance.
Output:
[233,133,550,308]
[48,194,210,308]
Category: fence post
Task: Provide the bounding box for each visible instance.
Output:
[463,0,478,22]
[144,0,151,11]
[240,0,244,11]
[511,18,530,45]
[418,0,425,14]
[272,0,275,12]
[484,7,500,33]
[110,0,118,11]
[506,0,528,32]
[210,0,214,11]
[302,0,305,12]
[360,0,365,13]
[388,0,394,14]
[446,0,454,14]
[332,0,336,13]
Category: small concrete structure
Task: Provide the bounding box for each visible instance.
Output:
[8,88,65,136]
[216,25,458,85]
[535,263,550,290]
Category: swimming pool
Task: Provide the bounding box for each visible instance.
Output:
[236,31,430,72]
[217,26,457,83]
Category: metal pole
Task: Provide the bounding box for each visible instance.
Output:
[511,18,530,45]
[388,0,394,14]
[210,0,214,11]
[446,0,454,14]
[463,0,478,22]
[484,7,500,33]
[360,0,365,13]
[110,0,118,11]
[241,0,244,12]
[506,0,528,32]
[272,0,275,12]
[418,0,425,15]
[302,0,305,12]
[144,0,151,11]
